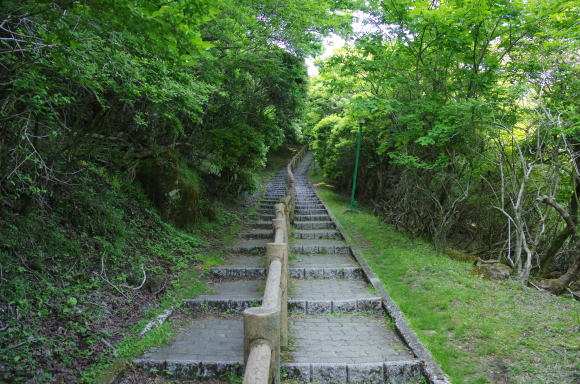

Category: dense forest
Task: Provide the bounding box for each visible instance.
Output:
[306,0,579,293]
[0,0,578,382]
[0,0,350,381]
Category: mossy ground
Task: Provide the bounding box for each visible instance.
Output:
[309,166,579,384]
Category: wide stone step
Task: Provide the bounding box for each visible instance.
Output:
[297,202,322,205]
[212,266,363,280]
[294,221,336,229]
[252,221,274,229]
[296,208,328,215]
[290,253,358,268]
[183,280,263,311]
[294,214,331,222]
[226,240,268,254]
[133,317,244,379]
[293,230,342,240]
[283,315,420,383]
[212,266,266,279]
[289,267,364,280]
[296,203,325,208]
[289,280,381,314]
[239,229,273,239]
[292,239,350,254]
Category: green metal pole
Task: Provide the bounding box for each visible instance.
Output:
[349,123,363,209]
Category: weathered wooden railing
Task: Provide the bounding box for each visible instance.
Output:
[242,146,307,384]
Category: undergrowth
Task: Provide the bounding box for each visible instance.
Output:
[0,164,246,383]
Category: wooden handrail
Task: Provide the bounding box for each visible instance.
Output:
[242,145,307,384]
[243,342,272,384]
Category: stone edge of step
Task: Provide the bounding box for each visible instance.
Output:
[181,297,381,314]
[307,166,452,384]
[132,358,424,383]
[133,358,243,378]
[182,298,262,312]
[211,266,364,280]
[281,360,423,384]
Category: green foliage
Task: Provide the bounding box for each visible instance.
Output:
[0,0,354,208]
[305,0,579,259]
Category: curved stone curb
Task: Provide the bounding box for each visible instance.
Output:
[307,160,452,384]
[139,308,174,336]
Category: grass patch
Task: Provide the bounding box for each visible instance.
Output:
[309,168,579,384]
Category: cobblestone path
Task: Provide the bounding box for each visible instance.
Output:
[133,153,423,383]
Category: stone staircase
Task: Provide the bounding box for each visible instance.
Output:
[133,152,437,383]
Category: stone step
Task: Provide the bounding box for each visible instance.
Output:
[225,240,268,254]
[184,278,379,314]
[183,280,263,312]
[294,221,336,230]
[290,253,358,268]
[296,202,323,206]
[296,208,328,215]
[252,221,274,229]
[296,201,324,208]
[212,267,266,279]
[289,279,380,314]
[289,267,364,280]
[220,254,264,267]
[296,203,325,208]
[283,315,420,383]
[212,266,363,280]
[239,229,273,239]
[292,239,350,254]
[294,214,331,222]
[133,317,244,379]
[293,229,342,240]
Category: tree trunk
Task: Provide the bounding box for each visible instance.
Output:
[539,163,579,274]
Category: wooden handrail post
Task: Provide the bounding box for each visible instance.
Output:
[267,242,288,347]
[243,307,280,384]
